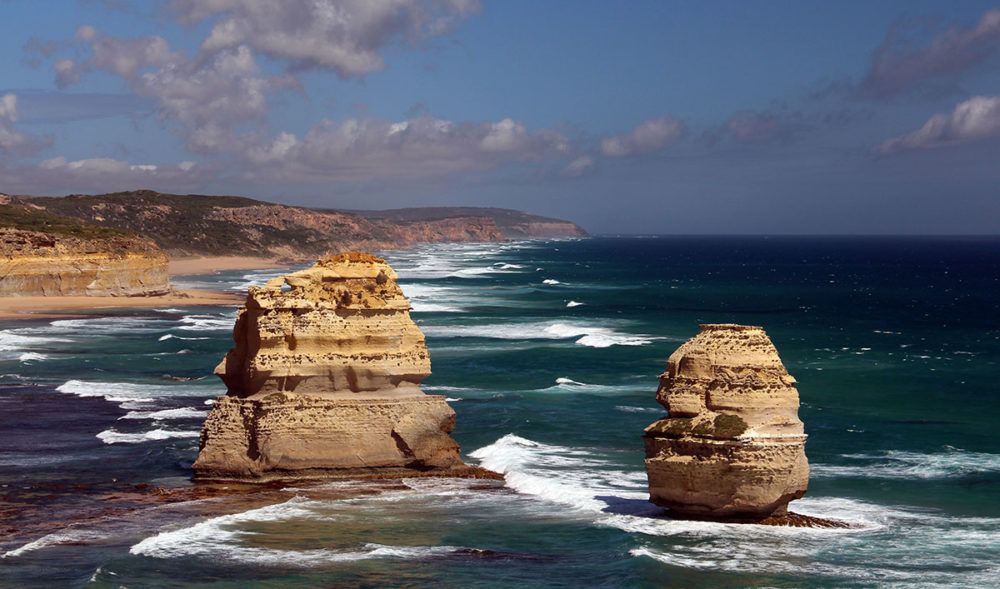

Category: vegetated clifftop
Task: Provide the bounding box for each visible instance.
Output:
[0,201,169,296]
[10,191,585,259]
[347,206,588,238]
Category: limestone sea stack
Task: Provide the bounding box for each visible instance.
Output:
[193,252,490,481]
[643,324,809,521]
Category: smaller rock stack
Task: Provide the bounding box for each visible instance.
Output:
[643,324,809,521]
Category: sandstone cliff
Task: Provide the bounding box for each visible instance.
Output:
[643,324,809,521]
[10,191,583,259]
[194,253,491,481]
[0,205,169,297]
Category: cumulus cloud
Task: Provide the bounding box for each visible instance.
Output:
[238,114,568,181]
[862,9,1000,98]
[878,95,1000,154]
[170,0,480,76]
[562,155,594,177]
[600,117,683,157]
[56,28,291,151]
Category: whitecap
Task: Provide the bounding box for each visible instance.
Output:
[542,279,561,285]
[56,379,220,406]
[421,321,658,348]
[158,334,211,341]
[129,497,464,565]
[812,448,1000,480]
[3,530,108,559]
[566,300,584,307]
[17,352,48,362]
[614,405,661,414]
[177,314,234,331]
[118,407,209,421]
[96,428,200,444]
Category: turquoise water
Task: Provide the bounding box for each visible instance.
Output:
[1,237,998,588]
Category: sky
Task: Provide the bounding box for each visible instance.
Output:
[1,0,999,234]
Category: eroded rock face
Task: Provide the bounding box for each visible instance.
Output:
[0,228,169,297]
[193,253,470,481]
[643,324,809,520]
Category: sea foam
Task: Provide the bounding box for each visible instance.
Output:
[129,497,464,565]
[96,428,200,444]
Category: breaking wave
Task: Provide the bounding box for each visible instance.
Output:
[421,321,657,348]
[129,497,464,565]
[96,428,200,444]
[812,448,1000,480]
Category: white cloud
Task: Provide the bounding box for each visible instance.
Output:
[600,117,683,157]
[170,0,481,77]
[562,155,594,177]
[57,28,290,151]
[878,95,1000,154]
[0,93,48,155]
[238,114,568,181]
[1,157,209,194]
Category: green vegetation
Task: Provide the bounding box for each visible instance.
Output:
[0,204,129,239]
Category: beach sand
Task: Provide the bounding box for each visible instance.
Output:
[168,256,283,276]
[0,289,243,320]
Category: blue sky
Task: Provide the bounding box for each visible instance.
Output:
[1,0,999,233]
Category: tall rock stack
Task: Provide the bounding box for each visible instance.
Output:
[193,252,487,481]
[643,324,809,521]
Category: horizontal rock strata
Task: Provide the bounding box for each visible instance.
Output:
[0,227,169,297]
[643,324,809,521]
[193,252,488,481]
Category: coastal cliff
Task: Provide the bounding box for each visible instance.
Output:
[194,253,496,481]
[9,191,584,259]
[643,324,809,521]
[0,204,169,297]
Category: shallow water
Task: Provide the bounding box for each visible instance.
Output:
[1,237,998,588]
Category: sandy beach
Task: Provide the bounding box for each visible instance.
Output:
[168,256,284,276]
[0,289,243,320]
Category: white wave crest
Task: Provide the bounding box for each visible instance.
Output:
[158,334,210,341]
[129,497,463,565]
[17,352,48,362]
[3,530,108,559]
[97,428,200,444]
[542,279,561,285]
[421,321,656,348]
[118,407,209,421]
[566,300,584,307]
[812,448,1000,480]
[615,405,661,413]
[177,314,235,331]
[56,379,220,406]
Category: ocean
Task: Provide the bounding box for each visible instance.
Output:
[1,236,998,588]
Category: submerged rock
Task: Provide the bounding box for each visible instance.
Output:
[643,324,809,521]
[193,252,493,482]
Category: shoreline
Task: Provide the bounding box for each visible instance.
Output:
[168,256,285,276]
[0,289,243,320]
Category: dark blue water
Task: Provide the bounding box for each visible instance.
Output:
[1,237,998,588]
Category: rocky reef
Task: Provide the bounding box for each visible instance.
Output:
[194,252,495,482]
[0,226,169,297]
[643,324,809,521]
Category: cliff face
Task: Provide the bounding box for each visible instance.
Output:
[0,206,169,297]
[643,324,809,521]
[194,253,486,481]
[11,191,577,259]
